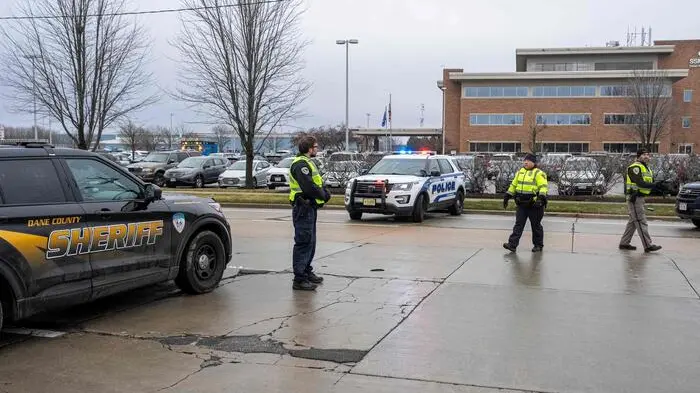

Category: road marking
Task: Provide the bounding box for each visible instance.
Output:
[3,328,66,338]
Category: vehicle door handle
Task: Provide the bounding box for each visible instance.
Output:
[95,209,112,220]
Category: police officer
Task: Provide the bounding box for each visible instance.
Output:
[502,153,548,253]
[288,136,331,291]
[619,148,663,253]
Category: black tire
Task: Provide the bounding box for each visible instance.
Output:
[252,178,258,188]
[194,175,204,189]
[268,184,276,190]
[412,193,426,223]
[349,211,363,220]
[175,231,227,294]
[0,296,4,332]
[693,219,700,229]
[449,190,464,216]
[153,172,166,187]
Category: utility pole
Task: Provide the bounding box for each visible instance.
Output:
[336,39,359,151]
[366,113,370,129]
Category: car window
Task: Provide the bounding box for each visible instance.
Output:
[428,159,440,174]
[0,159,67,205]
[205,159,215,167]
[438,159,454,174]
[65,159,142,202]
[177,153,189,162]
[215,158,224,166]
[261,162,270,168]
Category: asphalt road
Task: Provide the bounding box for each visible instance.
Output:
[1,208,699,393]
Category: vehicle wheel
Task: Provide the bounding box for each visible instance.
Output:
[194,175,204,188]
[412,193,427,223]
[153,173,166,187]
[693,219,700,229]
[449,190,464,216]
[252,178,258,188]
[349,211,363,220]
[268,185,276,190]
[175,231,227,294]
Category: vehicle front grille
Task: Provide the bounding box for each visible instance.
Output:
[678,189,700,202]
[354,180,392,197]
[128,167,142,173]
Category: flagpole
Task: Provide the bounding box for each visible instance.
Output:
[389,93,393,151]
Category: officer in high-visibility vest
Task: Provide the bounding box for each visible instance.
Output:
[288,135,331,291]
[502,153,549,253]
[619,148,663,253]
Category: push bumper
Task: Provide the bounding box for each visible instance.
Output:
[345,179,414,216]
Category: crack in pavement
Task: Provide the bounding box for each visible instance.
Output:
[666,255,700,299]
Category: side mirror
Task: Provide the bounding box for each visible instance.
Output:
[144,183,162,204]
[203,164,211,169]
[431,170,441,177]
[359,168,368,175]
[168,159,176,164]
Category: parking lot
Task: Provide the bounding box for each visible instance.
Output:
[1,208,699,392]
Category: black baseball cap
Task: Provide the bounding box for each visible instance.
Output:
[636,148,650,157]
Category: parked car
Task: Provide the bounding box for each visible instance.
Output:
[453,155,487,193]
[164,156,228,188]
[127,151,195,186]
[328,151,361,163]
[209,152,241,164]
[557,157,605,195]
[323,161,363,188]
[218,159,272,188]
[487,153,516,180]
[676,182,700,228]
[540,153,573,181]
[266,157,294,189]
[494,161,521,194]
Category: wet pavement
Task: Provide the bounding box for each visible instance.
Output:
[1,208,699,392]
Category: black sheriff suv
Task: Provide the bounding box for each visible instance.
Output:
[676,181,700,228]
[0,144,232,331]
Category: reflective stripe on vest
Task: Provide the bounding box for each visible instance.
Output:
[508,168,548,197]
[626,162,654,195]
[289,155,325,206]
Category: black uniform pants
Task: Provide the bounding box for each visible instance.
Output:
[292,202,318,282]
[508,204,545,248]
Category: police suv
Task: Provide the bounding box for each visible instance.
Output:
[344,153,467,222]
[0,143,232,331]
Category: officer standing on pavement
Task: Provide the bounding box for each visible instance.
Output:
[619,148,663,253]
[288,136,331,291]
[502,153,549,253]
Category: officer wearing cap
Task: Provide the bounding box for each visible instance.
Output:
[288,135,331,291]
[502,153,549,252]
[619,148,663,253]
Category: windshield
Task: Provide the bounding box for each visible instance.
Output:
[368,158,427,176]
[563,160,598,171]
[328,162,358,172]
[178,157,207,168]
[491,156,511,161]
[143,153,169,163]
[229,161,248,170]
[276,158,294,168]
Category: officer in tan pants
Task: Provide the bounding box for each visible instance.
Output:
[619,149,664,253]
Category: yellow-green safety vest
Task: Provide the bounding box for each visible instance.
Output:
[289,155,325,206]
[626,162,654,196]
[507,167,548,198]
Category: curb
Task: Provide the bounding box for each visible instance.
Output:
[218,203,680,221]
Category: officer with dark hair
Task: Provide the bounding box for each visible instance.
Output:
[503,153,549,253]
[288,136,331,291]
[619,148,664,253]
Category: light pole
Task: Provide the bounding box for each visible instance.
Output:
[336,39,359,151]
[365,113,370,128]
[440,86,447,155]
[25,55,39,141]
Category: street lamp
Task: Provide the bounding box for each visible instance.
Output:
[336,39,359,151]
[25,55,39,141]
[440,86,447,155]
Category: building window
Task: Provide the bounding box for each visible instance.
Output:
[464,86,528,98]
[533,86,596,97]
[601,84,672,97]
[536,113,591,126]
[594,62,653,71]
[469,142,522,153]
[682,117,691,128]
[530,62,594,72]
[603,143,659,153]
[536,143,589,153]
[678,144,693,154]
[684,90,693,103]
[469,114,523,126]
[604,114,642,125]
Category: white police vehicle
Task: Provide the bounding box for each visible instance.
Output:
[344,152,467,222]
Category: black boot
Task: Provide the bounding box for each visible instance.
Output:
[532,246,543,252]
[308,272,324,284]
[293,280,317,291]
[503,243,516,252]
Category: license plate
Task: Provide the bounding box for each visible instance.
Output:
[679,203,687,211]
[170,178,176,182]
[363,198,376,207]
[577,185,587,190]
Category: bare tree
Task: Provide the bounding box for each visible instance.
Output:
[154,126,176,150]
[527,117,547,153]
[211,125,232,151]
[0,0,156,151]
[138,128,161,152]
[174,0,310,188]
[626,70,677,150]
[118,121,143,161]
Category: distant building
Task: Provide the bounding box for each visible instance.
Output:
[439,39,700,154]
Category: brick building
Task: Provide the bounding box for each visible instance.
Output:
[439,40,700,154]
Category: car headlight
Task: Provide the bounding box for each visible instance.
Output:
[142,168,153,173]
[391,182,413,191]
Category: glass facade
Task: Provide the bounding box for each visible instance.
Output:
[600,84,672,97]
[464,86,528,98]
[536,143,590,153]
[603,143,659,153]
[469,142,522,153]
[533,86,596,97]
[604,114,641,125]
[529,62,595,72]
[536,113,591,125]
[469,114,524,126]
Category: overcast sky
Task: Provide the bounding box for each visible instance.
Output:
[1,0,700,134]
